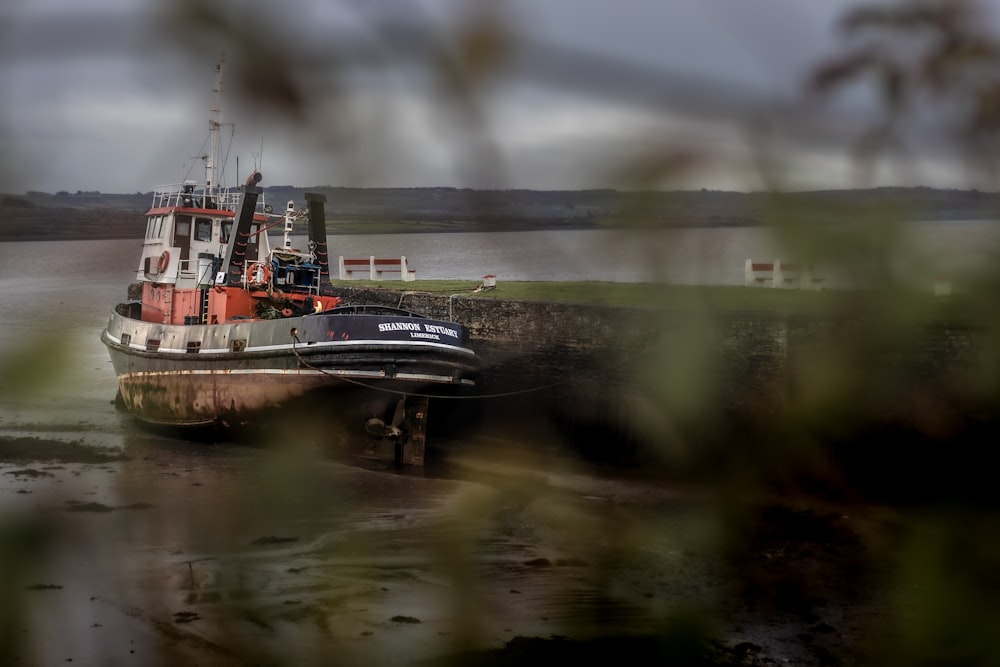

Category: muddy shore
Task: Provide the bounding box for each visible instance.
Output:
[5,405,993,666]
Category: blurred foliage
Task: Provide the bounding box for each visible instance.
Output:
[810,0,1000,183]
[0,333,76,403]
[3,0,1000,665]
[0,517,49,661]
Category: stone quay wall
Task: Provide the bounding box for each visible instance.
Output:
[326,287,982,462]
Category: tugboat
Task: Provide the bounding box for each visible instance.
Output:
[101,59,478,464]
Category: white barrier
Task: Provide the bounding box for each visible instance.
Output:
[745,259,823,289]
[338,256,416,281]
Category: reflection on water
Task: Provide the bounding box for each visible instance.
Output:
[1,423,718,664]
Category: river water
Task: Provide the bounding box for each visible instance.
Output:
[323,221,1000,286]
[0,222,998,664]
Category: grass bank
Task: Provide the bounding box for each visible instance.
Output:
[331,280,837,312]
[329,279,977,321]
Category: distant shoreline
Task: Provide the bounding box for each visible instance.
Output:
[0,221,762,243]
[0,209,767,243]
[3,185,999,242]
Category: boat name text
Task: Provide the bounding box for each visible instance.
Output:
[378,321,459,339]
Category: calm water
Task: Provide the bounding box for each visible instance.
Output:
[4,220,999,292]
[325,227,780,283]
[324,221,1000,286]
[326,226,788,283]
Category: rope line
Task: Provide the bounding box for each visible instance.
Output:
[289,333,585,400]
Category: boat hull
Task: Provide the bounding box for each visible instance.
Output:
[102,304,478,427]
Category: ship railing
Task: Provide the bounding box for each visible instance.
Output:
[177,258,196,279]
[150,183,243,212]
[176,258,219,285]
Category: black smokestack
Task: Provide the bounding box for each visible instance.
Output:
[305,192,332,294]
[223,184,262,285]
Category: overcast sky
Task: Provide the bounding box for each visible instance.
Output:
[1,0,997,194]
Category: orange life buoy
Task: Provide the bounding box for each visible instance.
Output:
[156,251,170,273]
[247,262,270,288]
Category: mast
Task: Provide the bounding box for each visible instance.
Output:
[207,56,225,197]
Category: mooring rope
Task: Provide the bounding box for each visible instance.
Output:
[289,330,584,400]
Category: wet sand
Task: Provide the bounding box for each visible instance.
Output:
[1,388,899,667]
[0,418,716,665]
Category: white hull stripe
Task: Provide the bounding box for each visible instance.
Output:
[105,333,475,357]
[117,368,475,385]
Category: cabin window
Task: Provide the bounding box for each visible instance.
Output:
[153,216,164,239]
[231,339,246,352]
[186,341,201,354]
[175,216,191,239]
[221,221,233,243]
[195,218,212,242]
[174,215,192,263]
[120,333,131,346]
[145,339,160,352]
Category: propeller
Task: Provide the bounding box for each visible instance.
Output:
[364,398,406,440]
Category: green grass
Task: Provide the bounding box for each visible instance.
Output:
[329,279,855,313]
[329,279,980,323]
[327,219,485,234]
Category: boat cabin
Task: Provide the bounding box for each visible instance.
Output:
[134,181,330,325]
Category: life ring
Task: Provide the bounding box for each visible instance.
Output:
[247,261,270,287]
[156,251,170,273]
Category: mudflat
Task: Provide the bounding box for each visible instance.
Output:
[4,409,976,666]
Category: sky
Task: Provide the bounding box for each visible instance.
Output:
[1,0,998,194]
